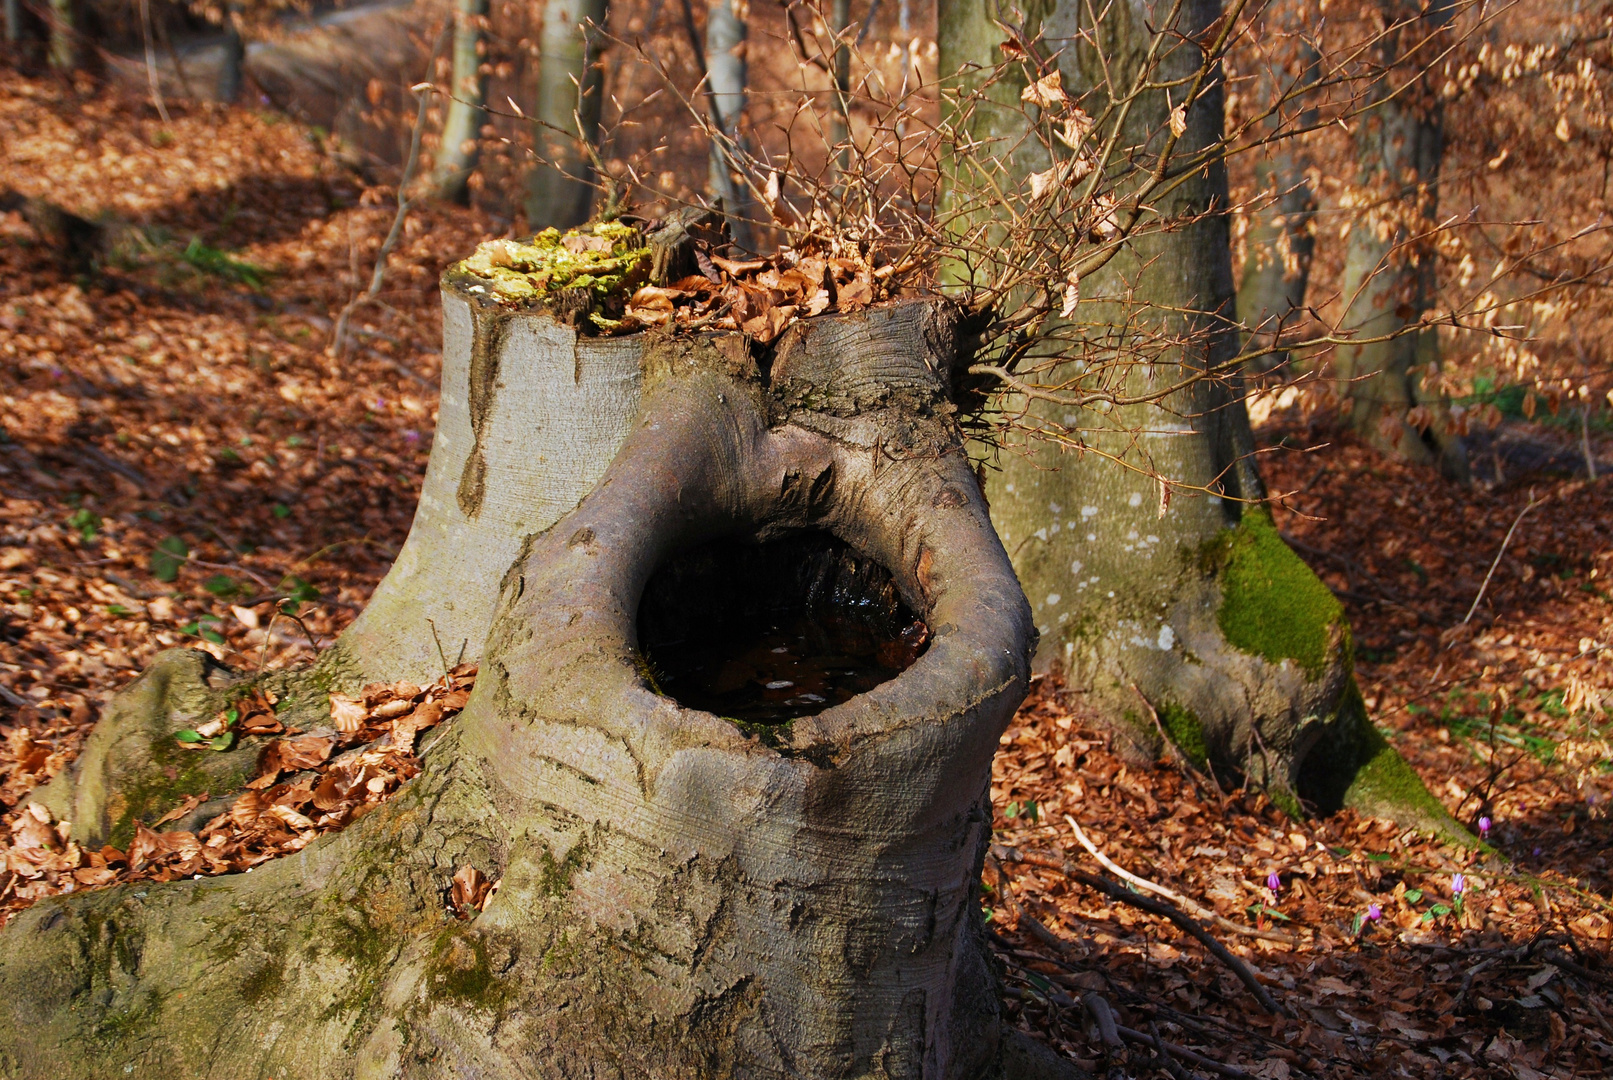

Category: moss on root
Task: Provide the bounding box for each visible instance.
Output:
[1208,506,1346,679]
[1298,679,1475,845]
[1157,702,1208,769]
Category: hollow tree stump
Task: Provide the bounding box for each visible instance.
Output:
[0,298,1068,1078]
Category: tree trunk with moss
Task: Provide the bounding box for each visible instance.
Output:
[1334,0,1466,478]
[939,0,1462,834]
[4,228,1092,1075]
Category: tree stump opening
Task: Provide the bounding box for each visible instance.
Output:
[637,532,930,724]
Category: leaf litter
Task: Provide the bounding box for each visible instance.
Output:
[0,67,1609,1078]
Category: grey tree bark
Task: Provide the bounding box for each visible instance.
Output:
[705,0,754,248]
[217,1,246,103]
[524,0,609,228]
[3,289,1091,1077]
[1236,6,1318,376]
[431,0,491,203]
[4,0,24,52]
[939,0,1462,833]
[1334,0,1467,477]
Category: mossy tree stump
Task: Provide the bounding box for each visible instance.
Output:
[1,246,1089,1075]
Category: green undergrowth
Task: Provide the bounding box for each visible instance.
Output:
[1208,505,1346,679]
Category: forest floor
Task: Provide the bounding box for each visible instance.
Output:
[1,71,1610,1078]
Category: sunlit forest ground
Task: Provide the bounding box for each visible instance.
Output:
[2,71,1611,1078]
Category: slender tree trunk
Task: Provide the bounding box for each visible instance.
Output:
[217,1,246,103]
[2,285,1073,1077]
[1237,10,1318,375]
[939,0,1462,834]
[46,0,73,70]
[830,0,851,175]
[432,0,490,202]
[1335,0,1467,477]
[524,0,609,228]
[705,0,753,247]
[4,0,25,52]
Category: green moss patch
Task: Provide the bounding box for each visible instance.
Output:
[449,222,650,310]
[1157,702,1208,768]
[1210,506,1345,679]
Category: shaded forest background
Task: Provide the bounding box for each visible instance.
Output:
[3,0,1613,1074]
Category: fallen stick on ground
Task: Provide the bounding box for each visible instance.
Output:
[1008,853,1292,1017]
[1462,489,1544,625]
[1062,815,1298,946]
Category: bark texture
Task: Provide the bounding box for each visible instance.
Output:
[430,0,490,203]
[338,285,647,685]
[1334,0,1466,477]
[939,0,1461,834]
[1237,8,1317,375]
[524,0,609,227]
[0,301,1065,1078]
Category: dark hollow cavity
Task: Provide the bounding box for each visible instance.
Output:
[637,534,929,725]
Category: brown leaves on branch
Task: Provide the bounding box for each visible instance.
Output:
[0,664,478,926]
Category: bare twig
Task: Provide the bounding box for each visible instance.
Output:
[1013,846,1293,1016]
[332,87,432,357]
[1065,815,1294,943]
[1462,490,1545,625]
[138,0,171,125]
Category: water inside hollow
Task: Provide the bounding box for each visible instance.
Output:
[637,534,929,725]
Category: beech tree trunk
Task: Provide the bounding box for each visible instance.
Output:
[1,293,1090,1078]
[1334,0,1467,477]
[939,0,1462,834]
[431,0,490,202]
[46,0,73,70]
[705,0,754,248]
[524,0,609,228]
[217,1,246,103]
[1237,5,1318,375]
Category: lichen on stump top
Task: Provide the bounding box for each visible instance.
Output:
[446,221,652,330]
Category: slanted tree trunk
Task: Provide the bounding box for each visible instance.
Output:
[217,1,246,103]
[1334,0,1467,477]
[3,275,1092,1076]
[524,0,609,228]
[1237,5,1318,375]
[939,0,1461,834]
[431,0,490,202]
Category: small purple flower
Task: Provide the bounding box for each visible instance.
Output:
[402,429,420,444]
[1534,846,1543,858]
[1479,815,1492,838]
[49,366,64,378]
[1451,873,1466,896]
[1266,871,1282,894]
[1367,903,1382,921]
[373,399,387,411]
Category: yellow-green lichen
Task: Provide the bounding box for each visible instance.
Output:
[1209,506,1345,680]
[451,223,650,306]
